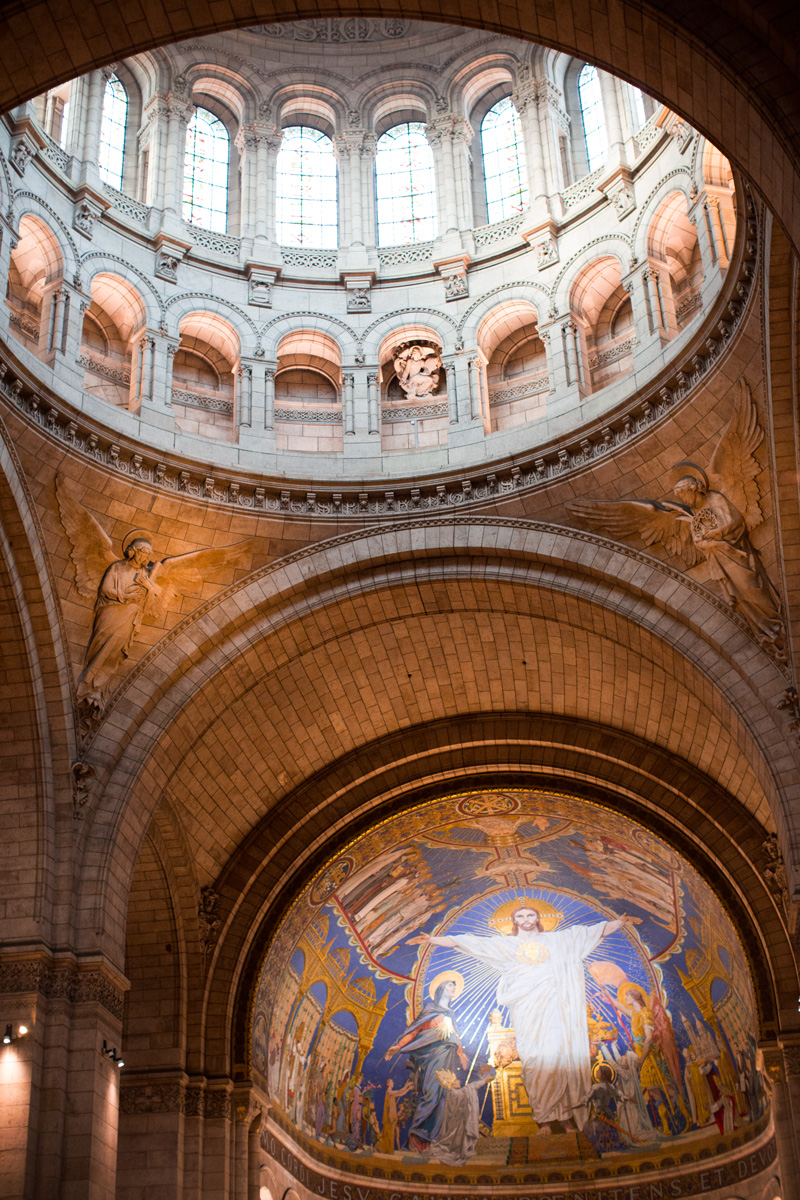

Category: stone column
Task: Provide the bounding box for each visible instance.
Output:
[163,96,191,216]
[367,372,380,435]
[129,331,156,411]
[442,357,459,425]
[360,135,377,247]
[235,126,258,240]
[598,70,625,161]
[761,1042,800,1200]
[264,365,277,430]
[236,361,252,430]
[450,117,474,231]
[427,119,458,235]
[468,356,484,422]
[81,68,111,166]
[342,372,355,436]
[513,83,548,207]
[254,127,282,248]
[333,138,354,247]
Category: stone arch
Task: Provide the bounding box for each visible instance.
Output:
[551,238,630,314]
[459,282,549,346]
[79,253,165,325]
[361,308,458,360]
[71,517,799,973]
[186,63,259,126]
[163,292,257,350]
[10,193,79,277]
[258,312,357,362]
[362,78,439,132]
[272,85,345,135]
[631,168,695,263]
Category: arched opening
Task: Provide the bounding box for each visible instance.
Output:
[378,327,446,453]
[570,256,633,391]
[647,191,704,331]
[375,123,437,247]
[172,311,238,439]
[478,300,547,431]
[80,273,145,408]
[274,329,343,453]
[5,215,63,353]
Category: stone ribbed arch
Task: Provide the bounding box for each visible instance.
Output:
[74,518,799,968]
[0,416,76,942]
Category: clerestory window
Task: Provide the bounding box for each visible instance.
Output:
[375,122,437,247]
[276,126,338,249]
[578,64,608,172]
[481,97,529,223]
[183,107,230,233]
[98,74,128,189]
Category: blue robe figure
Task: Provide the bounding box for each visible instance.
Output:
[385,978,467,1153]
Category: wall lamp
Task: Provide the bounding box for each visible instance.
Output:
[102,1040,124,1068]
[3,1023,29,1044]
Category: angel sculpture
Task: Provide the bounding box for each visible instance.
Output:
[567,379,784,656]
[393,343,441,400]
[56,477,251,711]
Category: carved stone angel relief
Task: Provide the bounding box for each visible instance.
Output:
[567,379,785,658]
[56,477,251,714]
[392,341,442,400]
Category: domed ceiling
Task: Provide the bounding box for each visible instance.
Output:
[252,789,767,1192]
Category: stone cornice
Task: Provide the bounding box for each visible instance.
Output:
[0,949,128,1020]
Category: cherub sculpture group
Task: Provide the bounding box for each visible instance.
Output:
[568,379,784,656]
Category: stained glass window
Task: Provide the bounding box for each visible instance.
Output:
[98,75,127,189]
[629,85,647,132]
[481,97,529,223]
[276,127,338,249]
[375,123,437,247]
[578,65,608,172]
[183,108,230,233]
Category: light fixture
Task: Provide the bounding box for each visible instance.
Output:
[3,1022,29,1044]
[102,1040,124,1068]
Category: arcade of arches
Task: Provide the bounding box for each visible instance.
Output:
[0,5,800,1200]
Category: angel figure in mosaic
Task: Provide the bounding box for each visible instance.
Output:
[567,379,784,656]
[56,476,250,711]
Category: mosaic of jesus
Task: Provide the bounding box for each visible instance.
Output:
[251,789,767,1179]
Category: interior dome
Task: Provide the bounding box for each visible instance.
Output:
[5,19,742,496]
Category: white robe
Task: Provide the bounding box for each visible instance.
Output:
[453,924,606,1126]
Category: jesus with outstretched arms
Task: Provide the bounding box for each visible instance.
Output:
[409,906,633,1132]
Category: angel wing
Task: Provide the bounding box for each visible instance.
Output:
[55,475,118,598]
[143,541,252,622]
[707,377,764,530]
[566,498,702,569]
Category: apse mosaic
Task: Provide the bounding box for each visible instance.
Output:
[251,790,768,1181]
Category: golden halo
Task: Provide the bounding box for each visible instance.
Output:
[592,1059,617,1084]
[617,980,649,1007]
[428,970,465,1000]
[488,897,562,935]
[122,528,152,556]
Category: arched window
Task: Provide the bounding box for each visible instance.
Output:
[183,107,230,233]
[628,85,647,132]
[481,97,529,223]
[98,74,127,189]
[375,123,437,247]
[276,127,338,249]
[578,65,608,172]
